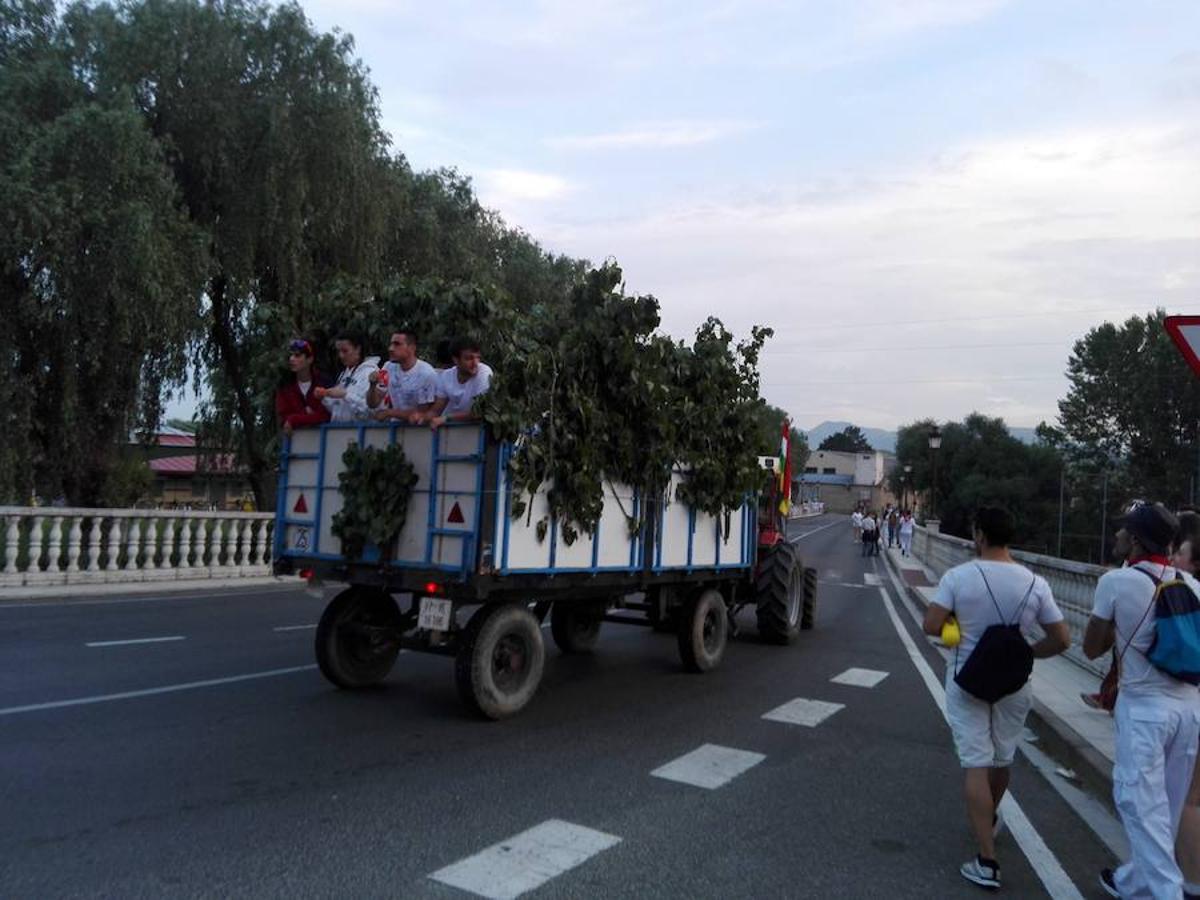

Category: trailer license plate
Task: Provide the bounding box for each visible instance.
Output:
[418,597,453,631]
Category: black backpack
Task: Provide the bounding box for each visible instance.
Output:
[954,566,1037,703]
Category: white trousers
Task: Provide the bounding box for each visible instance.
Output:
[1113,692,1200,900]
[899,533,912,555]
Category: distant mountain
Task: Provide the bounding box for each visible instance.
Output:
[802,421,1039,454]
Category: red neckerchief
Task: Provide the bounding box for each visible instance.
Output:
[1129,555,1170,567]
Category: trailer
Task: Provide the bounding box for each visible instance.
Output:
[273,422,816,719]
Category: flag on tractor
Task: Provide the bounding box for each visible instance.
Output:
[778,420,792,516]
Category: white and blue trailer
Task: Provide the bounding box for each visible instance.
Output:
[273,422,813,718]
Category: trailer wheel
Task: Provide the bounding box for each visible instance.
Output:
[678,588,728,672]
[455,604,545,720]
[755,541,801,645]
[315,587,402,689]
[800,566,819,631]
[550,603,602,654]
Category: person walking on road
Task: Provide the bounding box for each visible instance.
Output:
[888,507,900,548]
[1084,502,1200,900]
[923,507,1070,891]
[860,512,876,558]
[852,508,864,545]
[898,509,915,557]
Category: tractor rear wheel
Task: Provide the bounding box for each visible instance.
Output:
[755,541,802,645]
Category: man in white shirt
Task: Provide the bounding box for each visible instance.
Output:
[367,330,438,424]
[923,507,1070,891]
[851,509,864,544]
[1085,502,1200,900]
[859,512,876,557]
[423,336,493,430]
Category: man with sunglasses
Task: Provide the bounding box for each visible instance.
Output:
[1085,501,1200,899]
[275,339,331,435]
[366,330,437,424]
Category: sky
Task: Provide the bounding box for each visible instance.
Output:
[197,0,1200,434]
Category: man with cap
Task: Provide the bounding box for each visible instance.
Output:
[1085,501,1200,899]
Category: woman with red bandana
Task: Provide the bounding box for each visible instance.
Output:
[275,338,331,435]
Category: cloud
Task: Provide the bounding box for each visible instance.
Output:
[476,169,574,208]
[547,120,758,151]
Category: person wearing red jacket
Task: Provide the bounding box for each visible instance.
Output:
[275,339,331,434]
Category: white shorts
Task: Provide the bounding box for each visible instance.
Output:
[945,675,1032,768]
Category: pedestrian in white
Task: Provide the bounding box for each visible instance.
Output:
[898,510,915,557]
[423,336,493,430]
[319,333,378,422]
[923,507,1070,891]
[860,513,876,557]
[1085,501,1200,900]
[852,509,864,544]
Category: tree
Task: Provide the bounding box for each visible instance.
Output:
[819,425,872,453]
[1057,310,1200,509]
[0,0,205,504]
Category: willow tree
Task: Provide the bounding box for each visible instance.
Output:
[0,0,204,504]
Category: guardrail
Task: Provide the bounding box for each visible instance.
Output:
[911,525,1107,677]
[0,507,275,588]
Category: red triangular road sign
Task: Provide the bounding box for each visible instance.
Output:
[447,502,464,524]
[293,493,308,514]
[1165,316,1200,377]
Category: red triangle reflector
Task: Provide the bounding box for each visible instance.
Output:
[293,494,308,514]
[447,502,464,524]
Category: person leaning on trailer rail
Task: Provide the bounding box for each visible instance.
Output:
[275,338,331,435]
[422,336,493,431]
[317,332,379,422]
[367,330,438,425]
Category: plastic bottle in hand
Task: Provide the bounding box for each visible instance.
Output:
[941,615,961,648]
[376,367,389,388]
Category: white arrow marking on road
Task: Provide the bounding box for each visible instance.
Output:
[0,665,318,717]
[429,819,621,900]
[874,582,1084,900]
[85,636,186,648]
[651,743,766,790]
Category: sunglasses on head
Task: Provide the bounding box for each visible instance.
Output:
[289,339,312,355]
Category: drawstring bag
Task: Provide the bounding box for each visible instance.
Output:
[1132,568,1200,685]
[954,566,1036,704]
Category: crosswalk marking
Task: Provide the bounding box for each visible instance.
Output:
[831,668,889,688]
[863,573,881,586]
[428,819,620,900]
[762,697,844,728]
[651,743,766,790]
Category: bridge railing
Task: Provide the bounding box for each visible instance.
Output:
[911,525,1108,677]
[0,506,276,588]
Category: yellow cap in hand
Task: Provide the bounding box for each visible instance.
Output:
[941,616,961,648]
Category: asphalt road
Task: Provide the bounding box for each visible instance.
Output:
[1,515,1120,898]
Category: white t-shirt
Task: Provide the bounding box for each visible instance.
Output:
[861,516,877,532]
[1092,562,1200,700]
[297,379,311,396]
[383,359,438,412]
[437,362,493,417]
[934,560,1064,676]
[323,357,379,422]
[852,512,864,527]
[899,516,915,536]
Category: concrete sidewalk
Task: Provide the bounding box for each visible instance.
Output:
[881,543,1116,780]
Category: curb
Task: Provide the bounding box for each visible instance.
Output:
[880,548,1113,787]
[0,576,302,603]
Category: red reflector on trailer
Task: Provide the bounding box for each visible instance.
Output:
[299,568,315,581]
[424,582,443,595]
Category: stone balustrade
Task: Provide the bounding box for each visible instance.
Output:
[911,525,1109,678]
[0,507,275,588]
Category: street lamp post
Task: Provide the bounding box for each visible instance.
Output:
[928,426,942,521]
[903,464,913,511]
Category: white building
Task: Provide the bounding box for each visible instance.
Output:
[795,449,897,514]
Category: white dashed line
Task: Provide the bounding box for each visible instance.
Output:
[85,636,186,648]
[831,668,890,689]
[650,743,766,790]
[762,697,845,728]
[863,573,881,586]
[428,819,621,900]
[273,624,317,632]
[0,665,319,717]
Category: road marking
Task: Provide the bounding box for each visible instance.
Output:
[821,581,870,589]
[789,520,839,543]
[85,635,186,648]
[273,624,317,632]
[762,697,844,728]
[831,668,889,688]
[863,573,881,586]
[651,743,766,790]
[874,583,1084,900]
[428,819,621,900]
[0,665,319,717]
[0,583,301,610]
